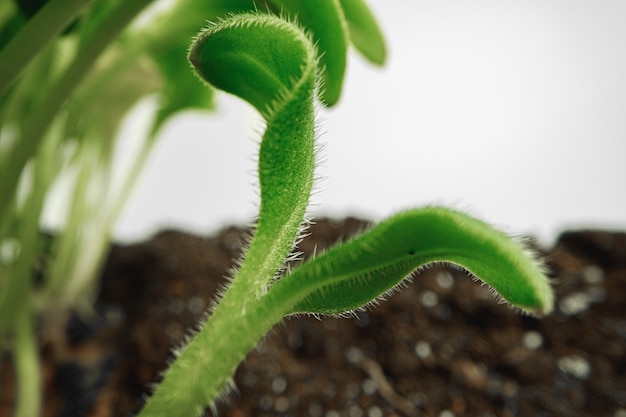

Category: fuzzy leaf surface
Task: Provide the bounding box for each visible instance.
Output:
[189,12,317,295]
[273,207,554,316]
[190,13,314,117]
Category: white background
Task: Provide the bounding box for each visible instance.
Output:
[113,0,626,246]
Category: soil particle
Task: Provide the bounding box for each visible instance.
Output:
[1,219,625,417]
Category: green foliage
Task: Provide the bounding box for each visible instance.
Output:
[339,0,386,64]
[0,1,554,416]
[138,14,319,414]
[264,0,347,105]
[189,13,315,117]
[151,41,215,132]
[138,9,552,417]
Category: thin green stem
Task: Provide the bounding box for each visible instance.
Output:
[137,269,286,417]
[0,114,62,342]
[0,0,156,220]
[232,75,316,297]
[0,0,93,97]
[0,34,60,169]
[43,139,102,302]
[13,306,41,417]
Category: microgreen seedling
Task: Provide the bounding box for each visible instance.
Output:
[0,1,554,416]
[137,9,553,417]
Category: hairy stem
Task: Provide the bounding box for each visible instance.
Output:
[138,14,319,416]
[189,13,318,295]
[136,275,286,417]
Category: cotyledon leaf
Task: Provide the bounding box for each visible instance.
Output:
[255,0,386,103]
[271,206,554,316]
[190,12,315,118]
[185,0,383,110]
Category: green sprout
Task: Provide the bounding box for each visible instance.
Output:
[0,1,553,416]
[138,9,553,417]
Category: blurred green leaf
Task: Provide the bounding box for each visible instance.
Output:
[338,0,386,64]
[65,47,162,151]
[266,0,348,106]
[0,5,25,50]
[150,41,214,134]
[139,0,258,134]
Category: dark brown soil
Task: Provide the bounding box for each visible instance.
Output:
[1,218,625,417]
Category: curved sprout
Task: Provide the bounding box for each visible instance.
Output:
[190,12,317,295]
[137,9,552,417]
[137,13,319,416]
